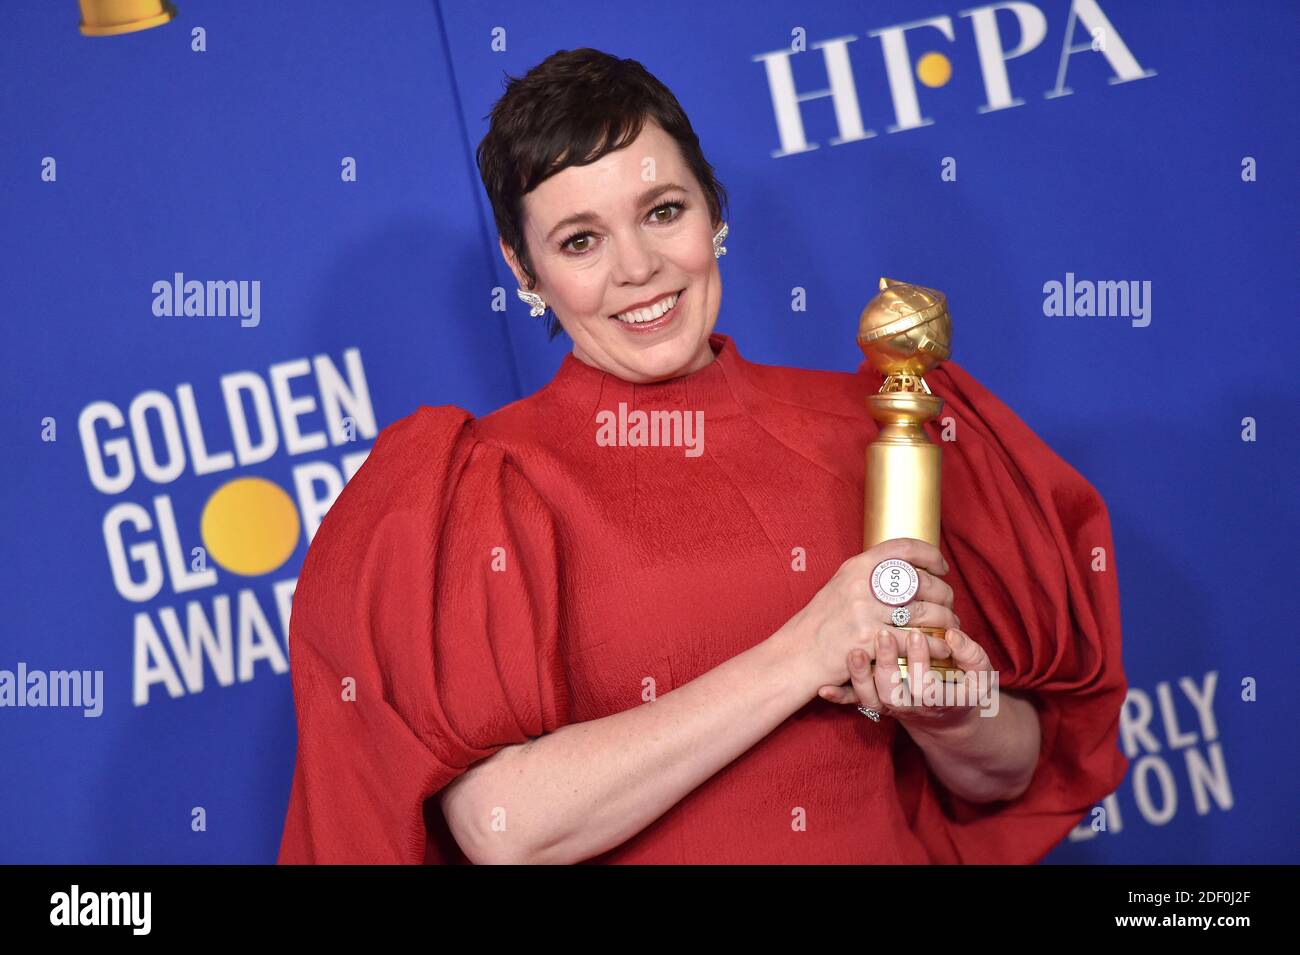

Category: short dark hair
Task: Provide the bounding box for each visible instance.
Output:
[476,48,729,339]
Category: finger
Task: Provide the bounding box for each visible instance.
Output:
[878,623,951,661]
[849,641,883,712]
[906,629,935,708]
[888,602,960,642]
[875,630,910,709]
[847,647,878,712]
[817,682,858,704]
[859,538,948,579]
[916,569,956,610]
[943,627,993,673]
[959,668,985,706]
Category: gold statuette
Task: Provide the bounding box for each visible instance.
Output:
[858,277,963,681]
[79,0,177,37]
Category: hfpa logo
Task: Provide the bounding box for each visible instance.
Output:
[754,0,1156,158]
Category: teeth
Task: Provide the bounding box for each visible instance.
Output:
[613,291,679,324]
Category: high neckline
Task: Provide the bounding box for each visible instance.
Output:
[544,332,749,416]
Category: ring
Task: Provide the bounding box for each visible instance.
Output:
[891,605,912,627]
[857,706,881,722]
[871,558,919,606]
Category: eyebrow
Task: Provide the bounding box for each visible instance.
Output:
[544,182,688,243]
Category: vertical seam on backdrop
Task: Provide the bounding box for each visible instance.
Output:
[432,0,525,402]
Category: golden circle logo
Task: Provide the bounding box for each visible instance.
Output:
[916,52,952,88]
[200,477,300,576]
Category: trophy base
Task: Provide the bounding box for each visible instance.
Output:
[882,626,965,683]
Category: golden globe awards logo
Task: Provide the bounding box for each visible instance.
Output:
[77,348,375,706]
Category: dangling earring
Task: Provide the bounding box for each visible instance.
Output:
[516,287,547,317]
[712,222,729,258]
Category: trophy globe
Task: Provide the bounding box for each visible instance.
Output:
[857,277,952,392]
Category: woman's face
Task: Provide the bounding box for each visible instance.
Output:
[501,121,721,384]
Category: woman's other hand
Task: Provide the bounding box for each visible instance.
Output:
[818,625,995,737]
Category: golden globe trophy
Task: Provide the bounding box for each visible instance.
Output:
[858,277,963,682]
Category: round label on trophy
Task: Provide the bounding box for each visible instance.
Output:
[871,558,919,606]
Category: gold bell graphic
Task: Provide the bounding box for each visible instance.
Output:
[79,0,177,37]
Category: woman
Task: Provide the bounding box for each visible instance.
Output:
[277,48,1128,865]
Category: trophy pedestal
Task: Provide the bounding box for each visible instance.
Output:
[885,625,965,683]
[863,391,943,550]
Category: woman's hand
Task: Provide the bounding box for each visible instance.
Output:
[818,625,995,737]
[780,538,961,694]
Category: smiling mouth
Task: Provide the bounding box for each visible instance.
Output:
[608,288,685,328]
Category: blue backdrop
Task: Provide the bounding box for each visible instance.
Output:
[1,0,1295,863]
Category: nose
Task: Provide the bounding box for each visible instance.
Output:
[609,227,660,286]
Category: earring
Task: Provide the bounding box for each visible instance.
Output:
[712,222,729,258]
[516,287,547,317]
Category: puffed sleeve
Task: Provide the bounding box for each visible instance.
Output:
[276,405,570,864]
[885,360,1130,864]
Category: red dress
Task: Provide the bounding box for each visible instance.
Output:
[276,332,1128,864]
